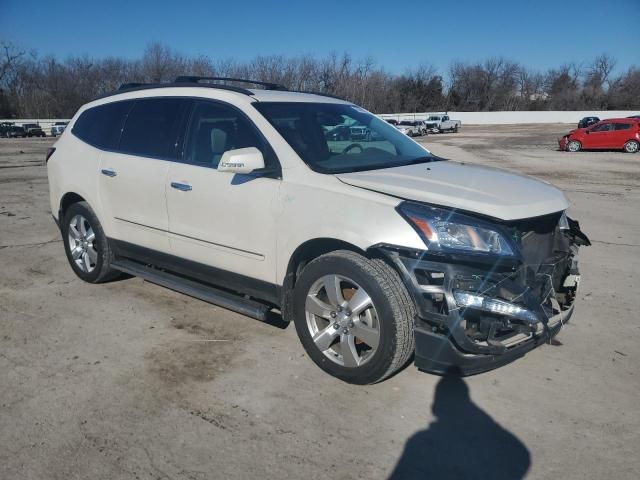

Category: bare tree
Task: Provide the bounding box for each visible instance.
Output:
[2,40,638,118]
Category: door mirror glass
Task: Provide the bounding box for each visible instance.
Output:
[218,147,265,174]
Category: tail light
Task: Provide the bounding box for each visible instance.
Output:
[45,147,56,163]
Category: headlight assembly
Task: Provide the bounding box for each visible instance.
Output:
[398,202,515,256]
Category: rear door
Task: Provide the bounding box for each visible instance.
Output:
[98,97,189,253]
[166,100,281,285]
[612,122,634,148]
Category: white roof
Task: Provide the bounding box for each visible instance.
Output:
[86,85,350,111]
[248,89,350,104]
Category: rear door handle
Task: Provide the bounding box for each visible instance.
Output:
[101,168,117,177]
[170,182,192,192]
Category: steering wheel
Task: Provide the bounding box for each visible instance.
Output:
[342,143,363,154]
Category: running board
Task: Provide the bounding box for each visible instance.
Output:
[112,259,270,321]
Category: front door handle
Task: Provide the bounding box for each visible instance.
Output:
[101,168,117,177]
[170,182,192,192]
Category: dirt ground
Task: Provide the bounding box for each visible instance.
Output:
[1,125,638,480]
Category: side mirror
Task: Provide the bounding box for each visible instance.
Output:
[218,147,265,174]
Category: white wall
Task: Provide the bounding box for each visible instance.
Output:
[379,111,639,125]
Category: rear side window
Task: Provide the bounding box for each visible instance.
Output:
[119,98,185,159]
[72,101,133,149]
[613,123,632,131]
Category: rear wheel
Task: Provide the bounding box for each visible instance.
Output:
[62,201,120,283]
[292,250,415,384]
[624,140,639,153]
[566,140,582,152]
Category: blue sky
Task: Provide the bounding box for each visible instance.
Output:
[1,0,637,75]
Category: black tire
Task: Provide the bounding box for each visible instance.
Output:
[623,140,639,153]
[292,250,415,384]
[61,201,120,283]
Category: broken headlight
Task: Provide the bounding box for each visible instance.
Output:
[398,202,515,256]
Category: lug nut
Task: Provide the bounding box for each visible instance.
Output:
[333,323,340,330]
[342,328,349,334]
[330,311,337,318]
[348,321,354,328]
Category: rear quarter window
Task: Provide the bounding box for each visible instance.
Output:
[613,123,632,131]
[72,100,133,149]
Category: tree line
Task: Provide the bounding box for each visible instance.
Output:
[0,41,638,119]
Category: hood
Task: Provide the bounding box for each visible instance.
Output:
[336,161,569,221]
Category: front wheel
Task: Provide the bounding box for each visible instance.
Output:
[624,140,639,153]
[566,140,582,152]
[292,250,415,384]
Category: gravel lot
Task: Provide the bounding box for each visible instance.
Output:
[1,125,638,480]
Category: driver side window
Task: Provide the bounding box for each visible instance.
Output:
[591,123,612,132]
[184,101,265,168]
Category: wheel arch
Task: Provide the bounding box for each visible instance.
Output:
[281,238,366,320]
[57,191,107,233]
[59,192,87,220]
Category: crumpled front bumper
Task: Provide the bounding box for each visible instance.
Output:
[413,305,572,375]
[558,136,568,150]
[371,219,587,376]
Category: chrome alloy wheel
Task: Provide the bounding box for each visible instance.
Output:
[305,274,380,367]
[567,140,581,152]
[624,141,639,153]
[68,214,98,273]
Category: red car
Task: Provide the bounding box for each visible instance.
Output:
[559,118,640,153]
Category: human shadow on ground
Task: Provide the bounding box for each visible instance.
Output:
[389,372,531,480]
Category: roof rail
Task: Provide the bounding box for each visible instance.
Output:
[174,76,288,91]
[290,90,345,100]
[118,82,155,91]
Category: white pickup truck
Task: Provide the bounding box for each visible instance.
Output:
[425,114,461,133]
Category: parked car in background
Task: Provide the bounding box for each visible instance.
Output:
[7,126,28,138]
[578,116,600,129]
[51,122,69,137]
[385,119,398,125]
[425,114,461,133]
[396,121,420,137]
[23,123,46,137]
[414,121,428,135]
[627,115,640,120]
[0,122,15,137]
[559,118,640,153]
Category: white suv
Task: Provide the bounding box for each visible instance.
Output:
[47,76,590,384]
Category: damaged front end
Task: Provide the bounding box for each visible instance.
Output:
[372,203,590,375]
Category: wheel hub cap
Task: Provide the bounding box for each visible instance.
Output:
[305,274,380,368]
[68,214,98,273]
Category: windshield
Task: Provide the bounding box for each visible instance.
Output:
[254,102,436,174]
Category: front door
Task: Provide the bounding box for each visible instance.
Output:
[166,100,281,284]
[583,122,614,149]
